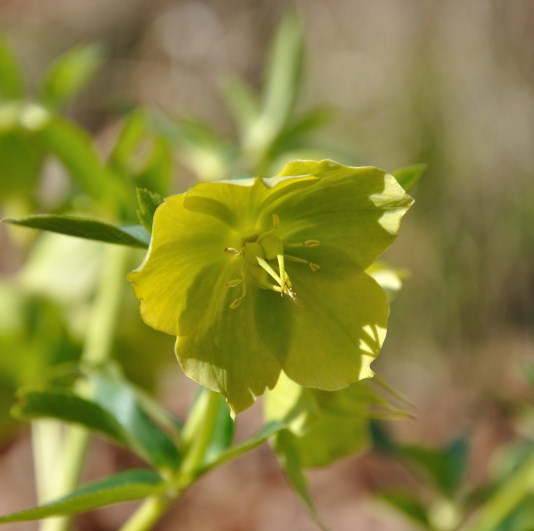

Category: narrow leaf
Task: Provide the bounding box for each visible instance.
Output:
[4,214,149,248]
[12,390,132,448]
[274,430,329,531]
[202,398,234,465]
[401,436,469,498]
[262,12,304,131]
[0,470,165,523]
[200,421,284,475]
[109,110,148,172]
[40,44,104,109]
[0,38,24,98]
[89,368,181,472]
[392,163,427,191]
[378,491,430,527]
[136,188,164,233]
[35,116,132,208]
[220,75,260,137]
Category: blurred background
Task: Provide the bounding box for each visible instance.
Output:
[1,0,533,529]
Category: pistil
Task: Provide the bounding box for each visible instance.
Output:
[224,215,320,309]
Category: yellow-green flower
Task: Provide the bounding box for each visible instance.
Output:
[129,160,413,413]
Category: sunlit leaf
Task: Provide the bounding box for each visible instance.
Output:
[0,38,24,99]
[4,214,149,248]
[220,75,260,137]
[392,163,427,191]
[11,390,132,448]
[401,437,469,498]
[200,421,284,475]
[273,430,329,531]
[378,491,430,528]
[262,12,304,133]
[0,470,165,523]
[40,43,104,109]
[87,366,181,472]
[136,188,164,233]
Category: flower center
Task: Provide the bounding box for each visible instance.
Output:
[224,215,320,309]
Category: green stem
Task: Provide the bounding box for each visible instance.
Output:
[179,389,223,480]
[465,450,534,531]
[119,389,224,531]
[119,495,173,531]
[35,244,131,531]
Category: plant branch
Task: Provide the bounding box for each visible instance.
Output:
[35,244,131,531]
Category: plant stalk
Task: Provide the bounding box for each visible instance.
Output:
[35,244,131,531]
[465,449,534,531]
[119,389,224,531]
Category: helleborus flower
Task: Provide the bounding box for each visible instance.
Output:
[129,160,413,413]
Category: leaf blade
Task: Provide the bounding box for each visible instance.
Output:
[12,390,132,448]
[391,163,427,191]
[0,470,165,523]
[40,43,104,109]
[3,214,149,248]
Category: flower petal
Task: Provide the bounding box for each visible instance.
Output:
[175,264,282,413]
[262,265,388,390]
[266,160,414,270]
[128,194,233,336]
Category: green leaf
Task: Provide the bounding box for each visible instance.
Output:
[270,106,333,154]
[392,163,427,191]
[133,137,173,196]
[378,491,430,528]
[173,116,229,180]
[202,398,234,465]
[0,469,165,523]
[0,131,45,199]
[0,38,24,99]
[136,188,164,233]
[220,75,260,137]
[4,214,150,248]
[401,437,469,498]
[265,374,371,468]
[109,110,149,170]
[34,116,133,209]
[11,390,132,448]
[40,43,104,109]
[108,111,173,195]
[201,421,284,474]
[274,430,329,531]
[88,367,181,472]
[262,12,304,132]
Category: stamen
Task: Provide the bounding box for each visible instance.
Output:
[285,254,320,272]
[229,298,242,309]
[227,268,247,310]
[224,247,242,256]
[284,239,321,248]
[272,214,280,229]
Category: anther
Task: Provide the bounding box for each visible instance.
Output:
[226,278,243,288]
[224,247,242,255]
[285,254,320,272]
[229,297,242,309]
[284,239,321,248]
